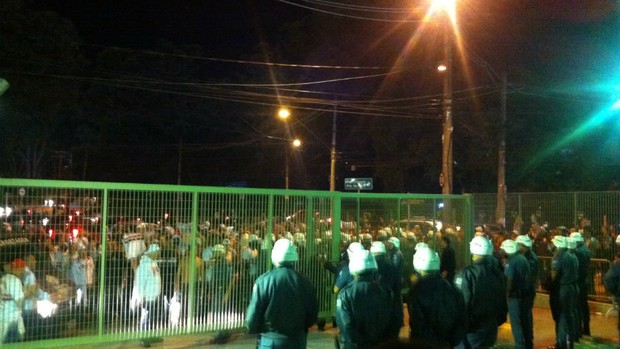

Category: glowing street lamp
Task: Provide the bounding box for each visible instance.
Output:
[277,107,290,121]
[285,138,302,190]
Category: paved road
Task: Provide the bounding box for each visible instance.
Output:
[70,305,618,349]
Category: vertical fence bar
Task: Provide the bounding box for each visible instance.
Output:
[97,188,109,337]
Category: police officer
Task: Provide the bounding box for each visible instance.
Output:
[387,237,404,276]
[408,246,466,348]
[569,232,591,337]
[515,234,538,349]
[603,242,620,345]
[549,235,579,349]
[333,242,365,294]
[336,250,399,349]
[455,236,507,349]
[500,239,531,349]
[246,238,318,349]
[371,241,403,339]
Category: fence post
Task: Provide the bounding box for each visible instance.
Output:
[97,188,110,337]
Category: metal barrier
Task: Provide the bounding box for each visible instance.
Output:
[473,192,620,263]
[536,256,613,301]
[0,178,472,348]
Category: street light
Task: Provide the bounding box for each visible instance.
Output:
[431,0,455,195]
[277,107,301,189]
[277,107,290,121]
[285,138,302,190]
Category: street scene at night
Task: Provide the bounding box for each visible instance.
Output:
[1,1,620,349]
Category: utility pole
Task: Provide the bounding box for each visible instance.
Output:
[440,15,453,196]
[330,104,337,191]
[495,72,507,228]
[177,136,183,185]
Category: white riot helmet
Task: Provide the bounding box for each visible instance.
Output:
[570,232,584,243]
[348,250,378,275]
[347,242,365,260]
[388,237,401,249]
[271,238,299,265]
[616,235,620,245]
[415,242,429,250]
[567,237,577,250]
[370,241,387,255]
[515,235,532,248]
[500,239,518,255]
[413,247,440,272]
[469,236,493,256]
[552,235,568,249]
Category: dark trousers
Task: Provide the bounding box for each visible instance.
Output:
[577,283,590,336]
[258,332,307,349]
[457,319,498,349]
[555,284,578,349]
[522,292,535,349]
[140,298,162,332]
[508,297,528,349]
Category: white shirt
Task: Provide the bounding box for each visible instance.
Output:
[21,268,37,311]
[135,255,161,302]
[1,273,24,323]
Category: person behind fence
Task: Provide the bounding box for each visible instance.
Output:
[70,249,89,308]
[408,246,466,348]
[440,233,456,284]
[500,239,531,349]
[21,255,41,340]
[548,235,579,349]
[246,238,318,349]
[455,235,507,349]
[603,243,620,346]
[515,234,538,349]
[569,231,591,338]
[336,249,400,349]
[1,259,26,343]
[134,243,163,348]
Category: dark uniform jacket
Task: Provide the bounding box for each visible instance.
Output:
[455,256,508,331]
[523,250,539,296]
[504,253,531,298]
[604,258,620,297]
[246,265,318,337]
[336,273,398,349]
[408,272,466,347]
[574,245,591,289]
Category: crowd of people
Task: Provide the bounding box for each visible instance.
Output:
[1,213,619,348]
[247,225,615,349]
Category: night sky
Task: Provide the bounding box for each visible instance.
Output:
[4,0,620,192]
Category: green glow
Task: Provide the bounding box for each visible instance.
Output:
[519,98,619,177]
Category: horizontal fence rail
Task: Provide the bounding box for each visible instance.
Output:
[0,178,472,348]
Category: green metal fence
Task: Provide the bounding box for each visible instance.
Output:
[474,191,620,302]
[473,192,620,261]
[0,178,472,348]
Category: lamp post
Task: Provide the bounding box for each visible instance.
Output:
[277,107,302,189]
[434,1,455,195]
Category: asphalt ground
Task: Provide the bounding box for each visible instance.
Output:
[66,304,619,349]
